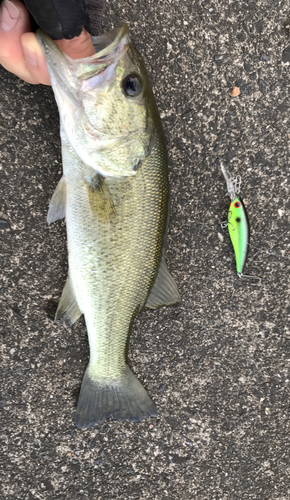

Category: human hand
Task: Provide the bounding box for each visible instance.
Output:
[0,0,95,85]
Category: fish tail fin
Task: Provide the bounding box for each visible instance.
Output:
[74,365,157,428]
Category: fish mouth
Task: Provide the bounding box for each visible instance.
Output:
[73,24,130,84]
[91,24,129,62]
[37,25,130,89]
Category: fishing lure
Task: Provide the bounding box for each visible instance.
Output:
[221,163,249,278]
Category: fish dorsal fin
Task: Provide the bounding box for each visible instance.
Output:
[55,276,82,325]
[145,256,180,309]
[47,175,66,223]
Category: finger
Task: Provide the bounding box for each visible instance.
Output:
[0,0,49,84]
[19,28,96,85]
[0,0,95,84]
[20,29,96,85]
[0,0,37,82]
[21,32,51,85]
[55,29,95,59]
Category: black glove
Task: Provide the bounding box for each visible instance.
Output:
[20,0,104,39]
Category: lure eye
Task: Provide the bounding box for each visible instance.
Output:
[123,74,142,97]
[234,201,241,208]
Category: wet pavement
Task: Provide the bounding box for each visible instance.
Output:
[0,0,290,498]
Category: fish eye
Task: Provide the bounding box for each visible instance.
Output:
[123,74,142,97]
[234,201,241,208]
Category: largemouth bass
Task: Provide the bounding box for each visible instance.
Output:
[37,25,180,428]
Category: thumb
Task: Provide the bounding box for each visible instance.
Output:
[21,28,96,85]
[55,29,96,59]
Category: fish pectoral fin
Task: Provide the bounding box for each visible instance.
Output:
[47,175,66,223]
[84,174,116,221]
[145,256,180,309]
[55,276,82,325]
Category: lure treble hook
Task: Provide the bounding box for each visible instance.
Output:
[221,163,241,201]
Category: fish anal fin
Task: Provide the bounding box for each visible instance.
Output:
[145,256,180,309]
[47,175,66,223]
[55,276,82,325]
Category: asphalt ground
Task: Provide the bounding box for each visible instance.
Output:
[0,0,290,499]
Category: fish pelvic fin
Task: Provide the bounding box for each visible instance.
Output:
[145,256,180,309]
[47,175,66,223]
[55,276,82,325]
[74,365,157,428]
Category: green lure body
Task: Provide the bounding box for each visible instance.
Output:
[228,197,249,277]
